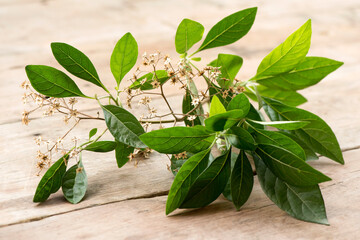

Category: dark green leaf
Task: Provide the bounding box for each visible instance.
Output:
[222,152,238,201]
[115,141,135,168]
[175,19,204,54]
[205,109,246,132]
[231,150,253,210]
[256,20,312,78]
[196,7,257,52]
[25,65,87,98]
[227,93,250,113]
[209,54,243,88]
[183,91,202,126]
[62,158,87,204]
[225,126,257,151]
[254,57,344,91]
[140,126,215,154]
[129,70,170,90]
[51,42,103,89]
[245,104,265,130]
[102,105,146,148]
[254,154,328,225]
[89,128,97,139]
[280,132,319,161]
[246,119,309,130]
[84,141,117,152]
[170,153,194,176]
[180,148,231,208]
[209,95,226,117]
[110,32,138,86]
[166,149,211,215]
[263,97,344,164]
[33,155,69,202]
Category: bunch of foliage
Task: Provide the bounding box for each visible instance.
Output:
[23,7,344,224]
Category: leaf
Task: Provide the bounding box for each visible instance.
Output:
[208,83,234,108]
[255,20,312,78]
[255,143,331,186]
[102,105,146,148]
[61,158,87,204]
[222,152,238,201]
[51,42,103,89]
[110,32,138,86]
[280,132,319,161]
[262,97,344,164]
[227,93,250,113]
[205,109,246,132]
[254,57,344,91]
[115,141,135,168]
[245,104,265,131]
[170,153,194,176]
[209,54,243,88]
[139,126,215,154]
[246,119,309,130]
[25,65,87,98]
[183,91,202,127]
[180,148,231,208]
[231,150,253,210]
[196,7,257,52]
[251,128,306,160]
[129,70,170,90]
[84,141,117,152]
[245,85,307,107]
[225,126,257,151]
[254,154,328,225]
[89,128,97,139]
[209,95,226,117]
[166,149,211,215]
[33,155,69,202]
[175,19,204,54]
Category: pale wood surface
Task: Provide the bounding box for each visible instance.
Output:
[1,0,360,239]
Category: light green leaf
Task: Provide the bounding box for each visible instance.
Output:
[256,20,312,78]
[246,119,309,130]
[166,149,211,215]
[89,128,97,139]
[139,126,215,154]
[115,141,134,168]
[254,57,344,91]
[129,70,170,90]
[110,32,138,86]
[102,105,146,148]
[51,42,103,89]
[209,54,243,88]
[33,155,69,202]
[175,19,204,54]
[210,95,226,117]
[84,141,117,152]
[196,7,257,52]
[25,65,87,98]
[254,154,328,225]
[263,97,344,164]
[62,158,87,204]
[205,109,246,132]
[227,93,250,113]
[180,148,231,208]
[225,126,257,151]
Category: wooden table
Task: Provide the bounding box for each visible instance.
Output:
[1,0,359,239]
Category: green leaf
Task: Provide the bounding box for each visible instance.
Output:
[139,126,215,154]
[256,20,312,78]
[254,57,344,91]
[33,155,69,202]
[89,128,97,139]
[61,158,87,204]
[245,104,265,130]
[256,143,331,186]
[263,97,344,164]
[251,128,306,160]
[25,65,87,98]
[280,132,319,161]
[102,105,146,148]
[246,119,309,130]
[227,93,250,113]
[129,70,170,90]
[51,42,103,89]
[209,54,243,88]
[84,141,117,152]
[110,32,138,86]
[170,153,195,176]
[180,148,231,208]
[225,126,257,151]
[222,152,238,201]
[231,150,253,210]
[254,154,328,225]
[115,141,134,168]
[183,91,202,127]
[208,83,234,108]
[191,57,201,62]
[209,95,226,117]
[175,19,204,54]
[196,7,257,52]
[166,149,211,215]
[205,109,246,132]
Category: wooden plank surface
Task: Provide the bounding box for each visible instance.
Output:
[0,0,359,239]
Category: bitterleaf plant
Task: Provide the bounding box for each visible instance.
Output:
[22,7,344,224]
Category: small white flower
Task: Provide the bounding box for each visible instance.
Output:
[191,98,200,106]
[187,115,196,121]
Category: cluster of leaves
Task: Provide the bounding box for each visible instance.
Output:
[25,7,344,224]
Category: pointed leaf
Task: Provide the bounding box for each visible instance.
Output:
[175,19,204,54]
[209,54,243,88]
[89,128,97,139]
[227,93,250,113]
[129,70,170,90]
[115,141,134,168]
[209,95,226,117]
[84,141,117,152]
[205,109,246,132]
